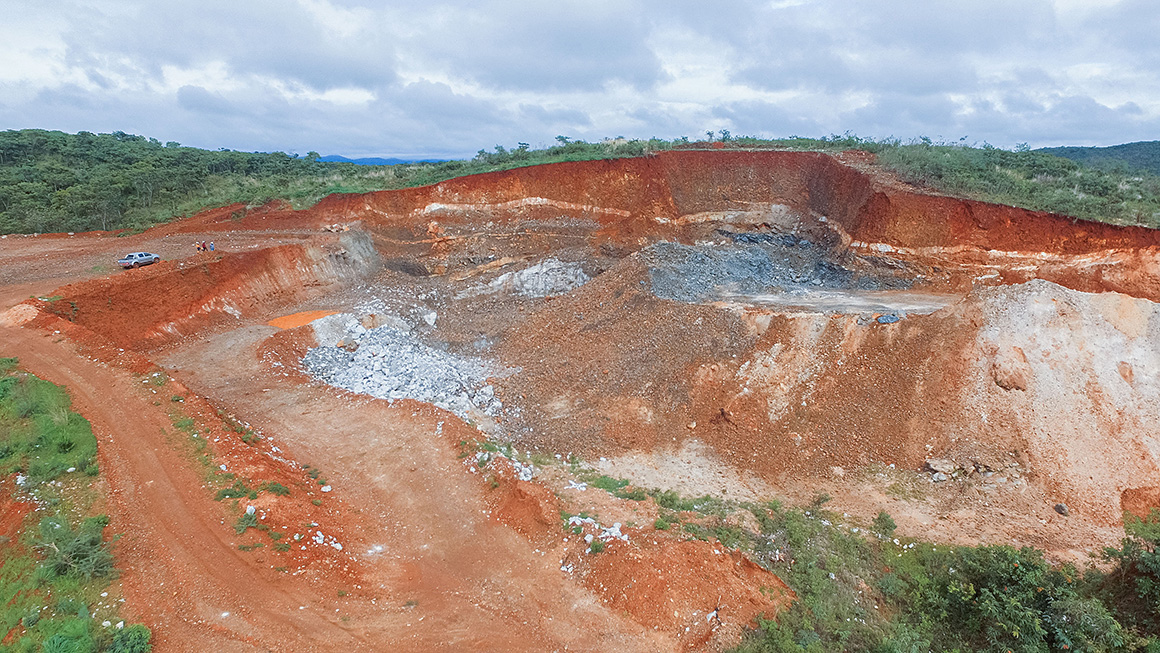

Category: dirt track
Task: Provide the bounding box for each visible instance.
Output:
[0,326,361,651]
[3,149,1160,650]
[1,266,668,652]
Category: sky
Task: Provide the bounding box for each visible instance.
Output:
[2,0,1158,159]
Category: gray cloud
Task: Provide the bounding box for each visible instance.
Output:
[1,0,1157,156]
[411,1,667,92]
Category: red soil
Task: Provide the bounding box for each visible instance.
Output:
[5,149,1160,650]
[33,237,372,351]
[0,480,34,544]
[576,540,793,651]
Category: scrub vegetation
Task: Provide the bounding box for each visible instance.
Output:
[0,357,152,652]
[703,493,1160,653]
[3,129,1159,235]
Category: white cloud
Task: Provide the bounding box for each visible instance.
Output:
[1,0,1157,156]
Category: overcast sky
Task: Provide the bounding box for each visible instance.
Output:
[2,0,1157,158]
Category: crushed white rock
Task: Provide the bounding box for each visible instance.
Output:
[303,314,506,422]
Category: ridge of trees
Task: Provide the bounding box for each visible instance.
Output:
[2,129,1159,235]
[1037,141,1160,177]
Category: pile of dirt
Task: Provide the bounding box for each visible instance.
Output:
[575,540,792,650]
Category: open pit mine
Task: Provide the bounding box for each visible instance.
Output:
[2,149,1159,651]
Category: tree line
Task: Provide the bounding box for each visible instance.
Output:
[3,129,1158,235]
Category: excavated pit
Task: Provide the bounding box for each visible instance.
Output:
[17,149,1160,558]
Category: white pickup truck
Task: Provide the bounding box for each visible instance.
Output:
[117,252,160,269]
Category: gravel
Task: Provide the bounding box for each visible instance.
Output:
[644,233,910,304]
[302,315,504,422]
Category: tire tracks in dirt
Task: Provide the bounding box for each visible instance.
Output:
[160,326,668,652]
[1,325,360,651]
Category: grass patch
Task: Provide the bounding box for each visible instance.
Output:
[214,480,256,501]
[261,481,290,497]
[233,512,259,534]
[0,359,151,651]
[0,362,99,490]
[582,474,648,501]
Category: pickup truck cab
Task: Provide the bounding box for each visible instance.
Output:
[118,252,160,269]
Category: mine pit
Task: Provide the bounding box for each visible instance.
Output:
[4,149,1160,651]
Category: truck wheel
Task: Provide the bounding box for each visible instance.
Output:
[133,262,141,268]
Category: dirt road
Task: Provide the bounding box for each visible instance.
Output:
[1,304,664,652]
[160,325,665,652]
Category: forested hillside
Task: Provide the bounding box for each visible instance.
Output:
[1038,141,1160,176]
[0,130,399,234]
[0,130,660,234]
[3,129,1160,234]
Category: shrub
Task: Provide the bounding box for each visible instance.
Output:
[894,544,1124,652]
[36,515,115,579]
[872,511,896,539]
[1102,509,1160,633]
[233,512,258,534]
[261,482,290,496]
[111,624,152,653]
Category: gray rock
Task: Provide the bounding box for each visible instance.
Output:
[925,458,958,474]
[303,320,503,424]
[1054,503,1069,516]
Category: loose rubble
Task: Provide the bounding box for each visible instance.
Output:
[303,314,506,422]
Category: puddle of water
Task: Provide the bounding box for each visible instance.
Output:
[724,289,961,315]
[267,309,338,329]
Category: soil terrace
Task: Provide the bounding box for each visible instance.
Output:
[2,149,1159,651]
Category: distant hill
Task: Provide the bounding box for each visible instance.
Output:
[1036,141,1160,175]
[319,155,447,165]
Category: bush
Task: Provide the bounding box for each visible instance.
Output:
[872,511,896,539]
[892,544,1124,652]
[111,623,152,653]
[1102,509,1160,633]
[261,482,290,496]
[36,515,115,579]
[233,512,258,534]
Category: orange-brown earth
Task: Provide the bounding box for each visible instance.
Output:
[2,149,1159,650]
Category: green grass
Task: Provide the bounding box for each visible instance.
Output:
[214,480,256,501]
[579,474,649,501]
[0,358,151,651]
[233,512,259,534]
[260,482,290,497]
[0,365,99,489]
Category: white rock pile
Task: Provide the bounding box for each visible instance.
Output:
[302,314,503,421]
